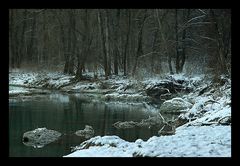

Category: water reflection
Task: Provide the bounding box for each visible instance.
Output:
[9,93,174,157]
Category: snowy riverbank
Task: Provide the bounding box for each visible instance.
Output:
[64,125,230,157]
[9,70,197,103]
[9,70,231,157]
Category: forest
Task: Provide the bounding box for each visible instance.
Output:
[9,9,231,78]
[9,9,231,157]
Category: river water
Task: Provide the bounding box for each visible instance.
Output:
[9,91,176,157]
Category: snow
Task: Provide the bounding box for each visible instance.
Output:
[168,73,186,80]
[67,145,131,157]
[9,72,38,86]
[9,89,30,95]
[9,71,74,89]
[9,86,31,96]
[64,125,230,157]
[33,127,46,133]
[69,82,100,91]
[183,106,231,127]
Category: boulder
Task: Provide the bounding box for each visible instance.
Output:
[160,97,193,113]
[75,125,94,139]
[22,127,61,148]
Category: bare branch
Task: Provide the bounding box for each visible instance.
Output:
[186,15,206,24]
[198,35,217,42]
[198,9,206,15]
[158,113,166,123]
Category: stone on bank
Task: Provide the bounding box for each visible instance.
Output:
[160,97,193,113]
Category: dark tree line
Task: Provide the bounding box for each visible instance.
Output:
[9,9,231,79]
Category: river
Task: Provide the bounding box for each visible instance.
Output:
[9,88,177,157]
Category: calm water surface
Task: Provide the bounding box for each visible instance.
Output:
[9,92,174,157]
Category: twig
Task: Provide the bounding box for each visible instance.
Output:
[158,112,166,123]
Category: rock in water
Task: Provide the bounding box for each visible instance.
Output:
[22,127,61,148]
[113,121,138,129]
[75,125,94,139]
[160,97,193,113]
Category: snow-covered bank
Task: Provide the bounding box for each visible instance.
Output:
[9,71,201,103]
[9,86,30,96]
[64,74,231,157]
[9,71,75,89]
[64,125,230,157]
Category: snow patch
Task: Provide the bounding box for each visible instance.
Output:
[64,125,230,157]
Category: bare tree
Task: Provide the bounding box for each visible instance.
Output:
[132,9,148,76]
[176,9,190,73]
[98,9,111,79]
[210,9,231,75]
[9,9,230,77]
[155,9,174,74]
[75,9,93,80]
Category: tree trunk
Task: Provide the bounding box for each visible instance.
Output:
[69,11,76,75]
[179,9,190,73]
[175,9,180,73]
[27,11,37,63]
[64,10,75,75]
[105,10,111,77]
[55,10,68,74]
[123,10,131,76]
[98,10,110,79]
[210,9,228,74]
[132,9,147,76]
[113,9,120,75]
[9,10,15,68]
[156,9,173,74]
